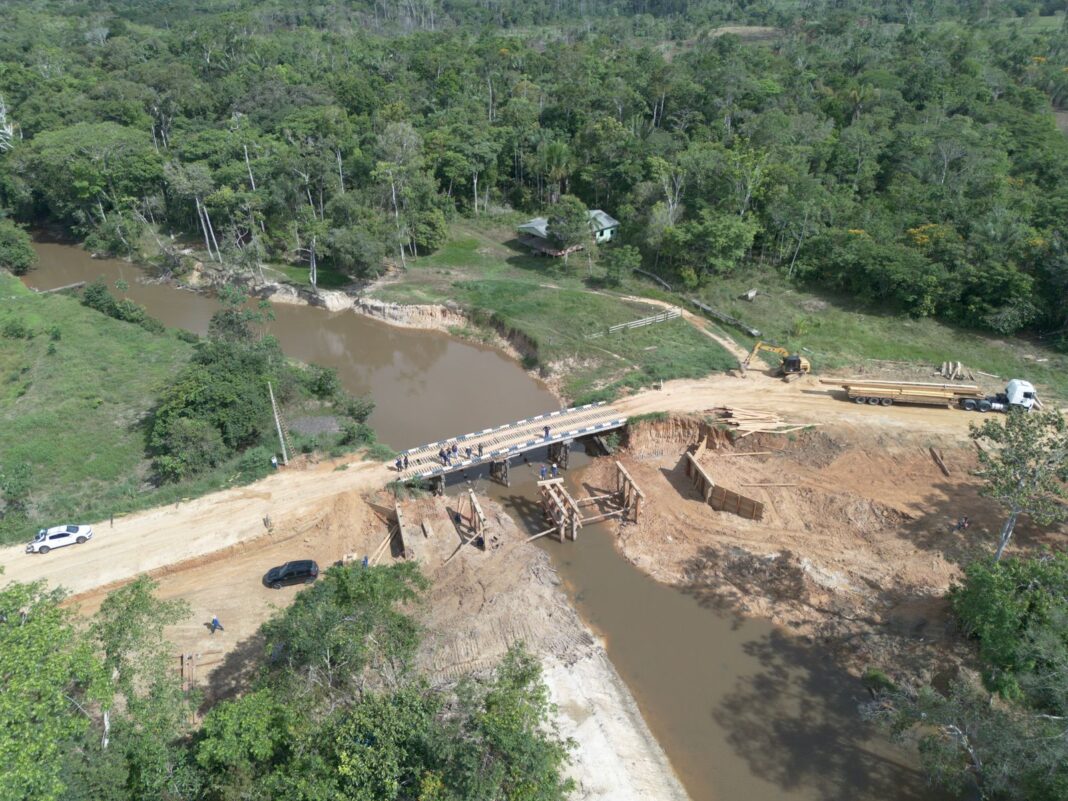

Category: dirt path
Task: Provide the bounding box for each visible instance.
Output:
[618,371,980,436]
[1,372,976,600]
[0,456,391,597]
[616,293,752,363]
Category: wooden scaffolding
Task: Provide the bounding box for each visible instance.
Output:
[536,461,645,541]
[538,478,582,541]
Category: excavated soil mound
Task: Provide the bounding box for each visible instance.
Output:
[582,415,1059,677]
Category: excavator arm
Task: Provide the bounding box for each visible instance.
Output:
[742,341,790,369]
[740,341,811,377]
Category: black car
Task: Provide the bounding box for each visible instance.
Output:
[263,560,319,589]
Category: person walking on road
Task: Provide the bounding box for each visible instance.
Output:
[544,425,550,440]
[210,614,224,635]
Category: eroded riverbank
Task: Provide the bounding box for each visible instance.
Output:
[17,240,945,801]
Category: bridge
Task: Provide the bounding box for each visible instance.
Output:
[391,402,627,484]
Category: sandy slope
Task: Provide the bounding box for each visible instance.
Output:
[1,371,976,602]
[0,369,995,801]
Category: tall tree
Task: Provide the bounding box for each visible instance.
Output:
[0,579,104,801]
[969,410,1068,562]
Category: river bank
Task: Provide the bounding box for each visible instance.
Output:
[15,240,950,801]
[38,463,691,801]
[576,413,1064,689]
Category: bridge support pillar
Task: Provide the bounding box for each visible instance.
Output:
[547,440,570,470]
[489,458,510,487]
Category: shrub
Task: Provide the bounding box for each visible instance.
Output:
[340,421,375,446]
[344,396,375,423]
[304,365,340,400]
[0,220,37,275]
[1,319,32,339]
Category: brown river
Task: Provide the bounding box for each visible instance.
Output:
[23,242,944,801]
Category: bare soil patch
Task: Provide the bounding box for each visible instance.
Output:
[585,416,1067,683]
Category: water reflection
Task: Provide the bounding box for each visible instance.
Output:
[24,241,558,449]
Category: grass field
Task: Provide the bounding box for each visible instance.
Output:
[0,276,361,544]
[688,271,1068,401]
[371,215,1068,404]
[0,275,198,540]
[265,262,351,289]
[370,219,736,400]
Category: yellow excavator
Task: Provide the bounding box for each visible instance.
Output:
[740,341,811,381]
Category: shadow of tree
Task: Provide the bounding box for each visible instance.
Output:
[711,629,948,801]
[891,478,1064,569]
[198,631,266,712]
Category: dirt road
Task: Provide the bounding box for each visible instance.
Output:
[0,457,391,597]
[0,371,977,600]
[619,372,981,436]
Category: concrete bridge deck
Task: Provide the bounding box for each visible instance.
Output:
[392,402,627,481]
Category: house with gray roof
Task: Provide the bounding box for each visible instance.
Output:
[517,209,620,256]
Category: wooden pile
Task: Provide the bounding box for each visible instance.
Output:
[937,361,975,381]
[713,407,815,439]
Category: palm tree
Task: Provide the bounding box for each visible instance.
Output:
[540,140,573,204]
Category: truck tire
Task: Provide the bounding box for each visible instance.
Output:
[854,396,867,404]
[978,399,992,413]
[880,398,893,406]
[962,399,977,411]
[867,397,880,405]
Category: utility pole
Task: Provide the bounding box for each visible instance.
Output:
[267,381,289,466]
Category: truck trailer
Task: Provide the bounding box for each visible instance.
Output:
[819,378,1039,412]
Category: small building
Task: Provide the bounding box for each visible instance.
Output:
[517,209,620,256]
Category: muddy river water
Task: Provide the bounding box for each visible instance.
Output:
[23,243,942,801]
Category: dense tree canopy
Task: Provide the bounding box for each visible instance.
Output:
[0,566,574,801]
[0,0,1064,336]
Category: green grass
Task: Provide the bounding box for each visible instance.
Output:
[371,220,736,399]
[266,262,351,290]
[688,271,1068,402]
[0,276,355,544]
[0,275,196,539]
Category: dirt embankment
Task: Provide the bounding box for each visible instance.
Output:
[589,415,1066,683]
[56,475,689,801]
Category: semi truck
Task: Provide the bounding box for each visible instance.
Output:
[819,378,1040,412]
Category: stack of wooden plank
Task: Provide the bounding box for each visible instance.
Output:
[937,361,975,381]
[712,407,814,438]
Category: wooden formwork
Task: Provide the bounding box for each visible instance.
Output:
[537,478,582,541]
[395,502,414,559]
[537,463,645,538]
[460,489,488,543]
[614,461,645,523]
[684,451,764,521]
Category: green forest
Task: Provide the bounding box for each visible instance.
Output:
[3,2,1068,801]
[0,0,1066,341]
[1,564,573,801]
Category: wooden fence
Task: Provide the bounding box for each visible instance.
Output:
[588,307,681,339]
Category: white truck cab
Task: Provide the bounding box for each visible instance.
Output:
[1003,379,1039,411]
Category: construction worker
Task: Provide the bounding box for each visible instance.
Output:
[540,465,548,479]
[209,614,224,635]
[544,425,550,439]
[551,463,559,478]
